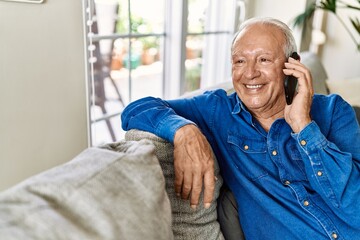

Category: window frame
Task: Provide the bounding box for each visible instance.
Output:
[83,0,242,146]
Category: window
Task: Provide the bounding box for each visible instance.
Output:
[83,0,243,146]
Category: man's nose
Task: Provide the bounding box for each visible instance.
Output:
[244,62,260,79]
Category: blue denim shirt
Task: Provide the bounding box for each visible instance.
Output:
[122,89,360,240]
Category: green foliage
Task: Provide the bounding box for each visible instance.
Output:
[293,4,316,28]
[350,17,360,34]
[115,9,159,50]
[320,0,337,13]
[293,0,360,51]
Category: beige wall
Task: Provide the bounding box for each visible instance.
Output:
[0,0,88,190]
[248,0,360,81]
[247,0,309,49]
[248,0,360,82]
[320,7,360,81]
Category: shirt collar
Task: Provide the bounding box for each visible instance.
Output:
[232,94,257,128]
[232,94,248,115]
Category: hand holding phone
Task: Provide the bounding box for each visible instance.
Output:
[284,52,300,105]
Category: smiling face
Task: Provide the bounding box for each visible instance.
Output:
[232,23,287,116]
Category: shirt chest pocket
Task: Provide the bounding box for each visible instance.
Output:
[285,142,308,181]
[227,133,269,181]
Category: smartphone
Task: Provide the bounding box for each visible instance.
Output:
[284,52,300,105]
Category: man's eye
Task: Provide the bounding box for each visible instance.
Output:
[260,58,269,62]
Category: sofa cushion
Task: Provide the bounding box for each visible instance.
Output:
[182,80,235,98]
[0,141,173,240]
[125,129,225,240]
[326,77,360,107]
[352,106,360,123]
[300,51,329,95]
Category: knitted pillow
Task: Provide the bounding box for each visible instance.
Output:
[0,141,173,240]
[125,129,225,240]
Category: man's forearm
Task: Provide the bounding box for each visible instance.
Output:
[121,96,194,142]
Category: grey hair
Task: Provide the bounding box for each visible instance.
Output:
[232,17,298,58]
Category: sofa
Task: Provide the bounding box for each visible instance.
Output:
[300,51,360,119]
[0,130,225,240]
[0,52,358,240]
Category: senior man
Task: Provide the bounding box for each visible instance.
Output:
[121,17,360,239]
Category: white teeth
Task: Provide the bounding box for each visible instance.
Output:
[246,84,262,89]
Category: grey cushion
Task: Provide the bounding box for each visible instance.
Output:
[300,51,329,95]
[0,141,173,240]
[125,129,225,240]
[181,80,235,98]
[353,106,360,123]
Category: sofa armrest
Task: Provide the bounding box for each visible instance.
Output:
[125,129,225,240]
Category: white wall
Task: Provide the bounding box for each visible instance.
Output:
[248,0,360,82]
[0,0,88,191]
[246,0,309,50]
[320,4,360,81]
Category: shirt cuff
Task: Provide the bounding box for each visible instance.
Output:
[155,115,196,143]
[291,121,327,155]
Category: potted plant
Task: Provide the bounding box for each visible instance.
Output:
[140,37,159,65]
[293,0,360,51]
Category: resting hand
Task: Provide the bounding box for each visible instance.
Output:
[173,124,215,209]
[283,56,314,133]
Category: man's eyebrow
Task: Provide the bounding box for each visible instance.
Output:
[231,50,242,56]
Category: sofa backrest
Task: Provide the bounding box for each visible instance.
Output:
[125,129,226,240]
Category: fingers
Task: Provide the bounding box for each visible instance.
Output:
[174,162,183,197]
[174,144,194,200]
[174,157,214,210]
[174,145,190,198]
[202,168,215,209]
[174,151,215,210]
[285,57,313,92]
[173,124,216,210]
[189,167,215,210]
[283,58,313,132]
[182,163,193,200]
[190,167,202,209]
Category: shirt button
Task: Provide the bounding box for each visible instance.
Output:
[272,150,277,156]
[331,233,338,239]
[244,145,249,150]
[284,180,291,185]
[317,171,323,176]
[300,140,307,146]
[303,200,310,206]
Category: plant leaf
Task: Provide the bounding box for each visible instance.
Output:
[320,0,337,13]
[350,17,360,36]
[292,4,316,28]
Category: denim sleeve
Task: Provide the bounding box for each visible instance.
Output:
[292,99,360,223]
[121,90,225,143]
[121,97,197,143]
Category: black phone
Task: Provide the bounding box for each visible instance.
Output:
[284,52,300,105]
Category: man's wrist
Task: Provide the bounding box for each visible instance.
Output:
[174,124,198,145]
[291,117,312,133]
